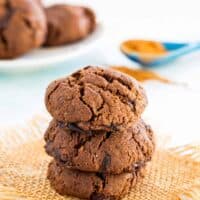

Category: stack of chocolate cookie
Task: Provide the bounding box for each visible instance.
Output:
[44,66,155,200]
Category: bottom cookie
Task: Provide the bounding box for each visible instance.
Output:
[47,160,145,200]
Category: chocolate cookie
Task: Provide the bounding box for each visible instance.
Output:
[44,4,96,46]
[0,0,47,59]
[45,119,154,174]
[47,160,145,200]
[45,66,147,131]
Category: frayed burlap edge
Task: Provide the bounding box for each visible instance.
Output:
[0,114,200,200]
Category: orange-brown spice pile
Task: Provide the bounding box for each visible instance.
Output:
[121,40,167,55]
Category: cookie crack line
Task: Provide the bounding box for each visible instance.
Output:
[85,86,126,131]
[73,131,112,160]
[46,82,62,106]
[120,177,131,197]
[72,67,139,113]
[74,132,96,157]
[131,131,147,162]
[74,82,134,126]
[79,86,95,122]
[99,71,132,90]
[91,71,136,108]
[67,123,86,134]
[73,66,132,91]
[95,172,106,189]
[97,132,112,149]
[0,33,8,50]
[79,83,136,123]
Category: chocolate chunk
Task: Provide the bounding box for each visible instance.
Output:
[67,123,85,134]
[101,153,111,172]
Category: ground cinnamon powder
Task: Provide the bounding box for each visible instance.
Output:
[111,66,170,83]
[121,40,167,55]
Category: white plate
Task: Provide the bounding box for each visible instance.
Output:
[0,24,103,72]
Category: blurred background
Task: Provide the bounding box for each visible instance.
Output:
[1,0,200,146]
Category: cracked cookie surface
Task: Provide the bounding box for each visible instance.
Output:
[44,4,96,46]
[45,66,147,131]
[0,0,46,58]
[47,160,145,200]
[44,119,154,174]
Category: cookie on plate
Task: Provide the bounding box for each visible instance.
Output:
[44,4,96,46]
[47,160,145,200]
[45,119,154,174]
[0,0,47,59]
[45,66,147,131]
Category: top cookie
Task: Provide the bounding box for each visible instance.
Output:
[45,66,147,131]
[0,0,47,59]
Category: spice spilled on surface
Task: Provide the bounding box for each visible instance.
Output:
[111,66,171,83]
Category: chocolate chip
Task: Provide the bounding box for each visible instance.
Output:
[101,153,111,172]
[96,172,106,188]
[67,123,85,134]
[106,132,111,139]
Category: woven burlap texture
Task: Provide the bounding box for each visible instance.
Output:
[0,115,200,200]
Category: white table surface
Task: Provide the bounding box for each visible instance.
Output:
[0,0,200,147]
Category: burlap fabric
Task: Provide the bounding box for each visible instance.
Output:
[0,115,200,200]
